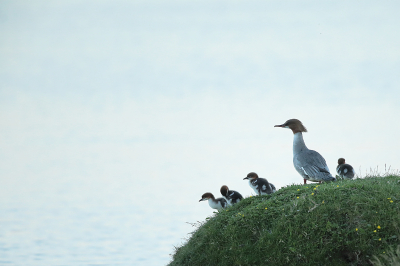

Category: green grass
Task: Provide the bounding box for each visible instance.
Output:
[169,175,400,266]
[372,244,400,266]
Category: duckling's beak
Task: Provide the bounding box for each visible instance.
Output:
[274,124,284,127]
[243,177,249,180]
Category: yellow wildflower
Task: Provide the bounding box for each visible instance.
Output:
[265,207,267,210]
[311,193,314,195]
[379,238,381,241]
[377,225,381,229]
[314,188,316,190]
[390,200,393,203]
[297,197,299,199]
[387,198,391,200]
[297,189,300,191]
[322,200,325,204]
[374,230,377,233]
[337,185,339,187]
[356,228,358,231]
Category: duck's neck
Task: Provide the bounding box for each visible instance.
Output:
[208,198,217,204]
[293,132,308,155]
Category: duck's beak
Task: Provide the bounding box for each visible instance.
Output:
[243,177,249,180]
[274,124,284,127]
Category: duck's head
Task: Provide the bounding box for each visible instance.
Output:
[274,119,307,134]
[199,192,214,202]
[244,172,258,180]
[338,158,345,165]
[220,185,229,197]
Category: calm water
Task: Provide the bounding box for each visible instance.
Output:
[0,173,200,266]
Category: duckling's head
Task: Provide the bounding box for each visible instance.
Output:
[244,172,259,180]
[199,192,214,202]
[220,185,229,197]
[338,158,345,165]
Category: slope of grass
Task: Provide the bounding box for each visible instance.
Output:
[169,175,400,266]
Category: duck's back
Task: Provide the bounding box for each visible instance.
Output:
[336,164,355,179]
[226,190,243,204]
[227,190,243,200]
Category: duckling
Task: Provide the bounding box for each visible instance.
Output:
[336,158,355,179]
[243,172,276,195]
[220,185,243,205]
[199,193,228,210]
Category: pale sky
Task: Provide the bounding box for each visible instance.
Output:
[1,1,400,264]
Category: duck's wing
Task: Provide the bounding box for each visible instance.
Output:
[343,164,355,179]
[295,150,334,181]
[217,197,228,208]
[251,179,261,194]
[229,190,243,200]
[257,178,275,194]
[336,165,342,176]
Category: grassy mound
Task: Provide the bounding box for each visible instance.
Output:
[169,175,400,266]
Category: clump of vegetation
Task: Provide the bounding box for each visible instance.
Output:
[372,245,400,266]
[169,175,400,266]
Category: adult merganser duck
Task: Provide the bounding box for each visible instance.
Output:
[274,119,336,184]
[336,158,355,180]
[220,185,243,205]
[199,193,228,210]
[243,172,276,195]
